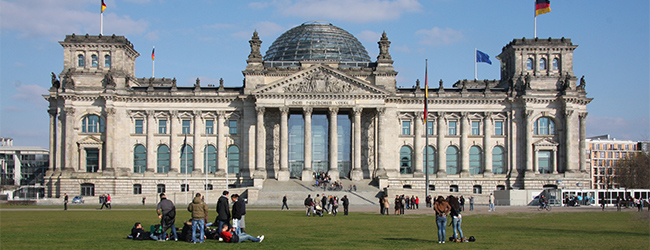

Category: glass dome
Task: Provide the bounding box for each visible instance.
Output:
[264,21,371,62]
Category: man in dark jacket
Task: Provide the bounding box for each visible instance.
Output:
[215,190,230,237]
[187,193,208,243]
[131,222,150,240]
[341,195,350,215]
[231,194,244,235]
[156,193,177,241]
[304,195,313,216]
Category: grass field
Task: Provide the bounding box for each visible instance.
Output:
[1,206,648,249]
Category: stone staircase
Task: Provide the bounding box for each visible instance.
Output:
[252,179,383,207]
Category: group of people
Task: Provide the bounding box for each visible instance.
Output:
[303,194,350,216]
[99,193,111,209]
[610,196,649,212]
[387,195,419,215]
[130,191,264,244]
[433,195,466,243]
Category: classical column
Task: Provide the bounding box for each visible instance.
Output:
[376,108,388,179]
[579,112,588,173]
[48,108,57,172]
[193,111,202,173]
[565,110,575,173]
[436,112,446,177]
[278,107,290,181]
[170,111,179,173]
[525,110,535,175]
[460,112,470,176]
[56,108,64,172]
[216,111,226,175]
[254,107,266,184]
[63,107,75,171]
[483,112,493,176]
[413,112,424,177]
[328,107,339,180]
[302,107,313,181]
[146,110,155,173]
[104,107,116,172]
[533,148,539,173]
[351,107,363,180]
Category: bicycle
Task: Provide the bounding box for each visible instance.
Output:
[537,203,552,211]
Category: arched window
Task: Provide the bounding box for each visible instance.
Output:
[78,54,85,67]
[180,145,194,174]
[157,145,170,173]
[423,146,436,175]
[399,146,412,174]
[492,146,506,174]
[133,144,146,173]
[469,146,482,175]
[539,58,547,70]
[227,145,240,174]
[104,55,111,68]
[552,58,559,70]
[80,183,94,196]
[526,58,534,70]
[82,115,104,133]
[534,117,555,135]
[446,146,459,175]
[91,54,98,67]
[205,145,217,173]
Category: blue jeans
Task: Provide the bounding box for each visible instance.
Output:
[233,219,241,236]
[489,203,495,211]
[237,233,260,243]
[192,219,205,243]
[436,216,447,242]
[217,220,228,237]
[452,216,463,239]
[160,224,177,241]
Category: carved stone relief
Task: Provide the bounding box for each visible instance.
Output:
[284,69,355,93]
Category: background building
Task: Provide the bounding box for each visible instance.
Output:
[44,22,592,203]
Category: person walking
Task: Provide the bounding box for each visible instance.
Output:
[156,193,178,241]
[434,196,451,244]
[142,196,146,206]
[215,190,231,236]
[106,194,112,209]
[187,193,208,243]
[382,195,390,215]
[63,193,68,211]
[99,194,107,209]
[341,195,349,215]
[489,193,495,212]
[281,195,289,210]
[459,196,465,212]
[304,194,313,216]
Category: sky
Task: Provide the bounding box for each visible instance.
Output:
[0,0,648,148]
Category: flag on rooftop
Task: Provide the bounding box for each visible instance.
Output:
[151,47,155,61]
[535,0,551,16]
[101,0,106,13]
[476,50,492,65]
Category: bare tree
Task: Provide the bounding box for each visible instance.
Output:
[614,152,650,189]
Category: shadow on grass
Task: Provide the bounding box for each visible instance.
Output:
[383,238,438,243]
[508,226,649,237]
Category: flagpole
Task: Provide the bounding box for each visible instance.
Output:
[534,16,537,38]
[152,46,155,78]
[474,48,477,80]
[184,134,188,205]
[424,59,430,201]
[100,12,103,35]
[205,136,209,205]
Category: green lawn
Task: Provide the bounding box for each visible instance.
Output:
[1,207,648,249]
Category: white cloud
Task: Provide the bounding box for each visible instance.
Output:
[251,0,422,23]
[415,27,464,46]
[11,81,48,108]
[0,0,148,40]
[587,116,650,141]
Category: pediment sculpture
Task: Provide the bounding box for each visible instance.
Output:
[284,69,355,93]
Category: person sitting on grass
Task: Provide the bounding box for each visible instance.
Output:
[219,224,264,243]
[131,222,151,240]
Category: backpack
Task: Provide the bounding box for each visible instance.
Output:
[150,224,163,235]
[468,236,476,242]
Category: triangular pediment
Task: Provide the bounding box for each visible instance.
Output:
[533,137,559,147]
[253,65,388,95]
[78,135,103,145]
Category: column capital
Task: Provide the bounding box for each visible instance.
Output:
[525,110,534,118]
[302,106,313,115]
[48,108,58,116]
[328,107,339,115]
[146,110,155,117]
[216,110,226,117]
[353,107,363,116]
[579,112,588,120]
[279,106,289,114]
[170,110,179,118]
[484,111,493,119]
[194,110,202,117]
[415,111,424,119]
[63,107,75,115]
[565,109,574,118]
[377,107,386,115]
[256,106,265,115]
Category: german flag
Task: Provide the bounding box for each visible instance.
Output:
[151,47,155,61]
[535,0,550,16]
[101,0,107,13]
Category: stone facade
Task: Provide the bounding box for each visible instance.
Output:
[44,28,591,203]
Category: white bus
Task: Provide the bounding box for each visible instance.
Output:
[561,189,650,207]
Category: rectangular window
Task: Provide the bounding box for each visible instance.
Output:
[182,120,191,134]
[229,120,238,134]
[597,144,601,150]
[401,121,411,135]
[615,152,619,158]
[133,184,142,195]
[205,120,214,134]
[426,121,434,135]
[157,184,166,194]
[135,119,144,134]
[600,152,605,158]
[158,120,167,134]
[538,150,552,174]
[181,184,189,192]
[495,121,503,135]
[608,152,613,158]
[471,121,480,135]
[448,121,457,135]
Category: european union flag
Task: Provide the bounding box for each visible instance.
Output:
[476,50,492,65]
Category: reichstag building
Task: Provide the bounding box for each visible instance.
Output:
[44,22,591,203]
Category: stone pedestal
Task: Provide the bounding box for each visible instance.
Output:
[302,170,313,182]
[413,170,424,178]
[277,170,290,182]
[328,171,340,182]
[460,170,470,177]
[482,171,494,177]
[351,169,363,181]
[253,177,264,188]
